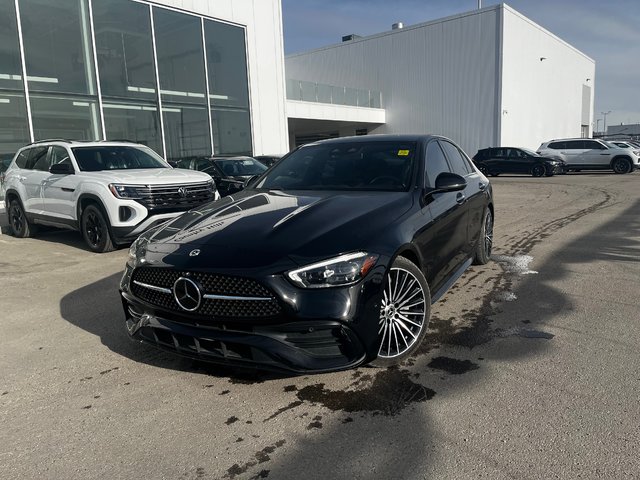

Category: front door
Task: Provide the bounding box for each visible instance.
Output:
[41,146,77,221]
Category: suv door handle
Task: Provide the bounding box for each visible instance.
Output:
[456,192,466,204]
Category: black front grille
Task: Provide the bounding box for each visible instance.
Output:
[130,267,281,318]
[135,182,214,210]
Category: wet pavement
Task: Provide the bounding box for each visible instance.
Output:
[1,173,639,479]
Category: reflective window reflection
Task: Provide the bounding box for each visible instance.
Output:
[103,101,162,154]
[20,0,97,95]
[93,0,156,101]
[212,109,252,155]
[0,0,23,91]
[163,105,210,161]
[0,92,29,158]
[30,94,101,141]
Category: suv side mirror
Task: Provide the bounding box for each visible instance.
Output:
[50,163,75,175]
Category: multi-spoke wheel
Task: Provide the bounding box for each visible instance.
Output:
[531,165,546,177]
[8,199,36,238]
[81,204,115,253]
[473,208,493,265]
[371,256,431,366]
[612,157,632,174]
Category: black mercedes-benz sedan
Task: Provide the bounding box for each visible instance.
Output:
[120,135,494,373]
[473,147,565,177]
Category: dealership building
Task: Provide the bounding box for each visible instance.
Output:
[0,1,593,164]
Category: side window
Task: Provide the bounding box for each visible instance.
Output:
[439,141,471,176]
[27,147,48,170]
[425,141,451,187]
[565,140,584,150]
[548,142,565,150]
[15,149,30,169]
[33,147,53,171]
[50,146,72,166]
[584,140,604,150]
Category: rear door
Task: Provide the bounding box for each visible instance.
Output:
[21,147,49,213]
[560,140,587,167]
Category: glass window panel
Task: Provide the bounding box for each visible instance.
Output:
[331,86,345,105]
[0,0,23,91]
[103,101,162,155]
[300,81,316,102]
[286,79,300,101]
[344,87,358,106]
[20,0,97,95]
[0,91,30,160]
[30,94,101,141]
[204,20,249,108]
[154,8,206,105]
[93,0,156,101]
[211,108,252,155]
[370,91,382,108]
[162,104,210,161]
[357,89,370,107]
[317,84,332,104]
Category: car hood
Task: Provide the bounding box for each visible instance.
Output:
[78,168,212,185]
[143,189,413,270]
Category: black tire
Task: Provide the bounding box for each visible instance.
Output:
[531,164,546,177]
[8,199,37,238]
[612,157,632,174]
[370,256,431,367]
[81,204,115,253]
[473,208,493,265]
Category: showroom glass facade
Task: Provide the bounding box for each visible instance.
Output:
[0,0,253,163]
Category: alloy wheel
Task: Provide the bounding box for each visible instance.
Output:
[10,203,24,234]
[484,211,493,258]
[85,211,103,247]
[378,267,427,358]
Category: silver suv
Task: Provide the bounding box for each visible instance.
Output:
[537,138,640,174]
[2,140,218,252]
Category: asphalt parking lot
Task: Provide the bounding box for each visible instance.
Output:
[1,173,639,479]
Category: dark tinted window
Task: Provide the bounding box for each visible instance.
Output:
[33,147,53,171]
[440,141,471,176]
[15,150,30,169]
[258,141,417,192]
[565,141,585,149]
[548,142,565,149]
[584,140,605,150]
[425,141,450,187]
[214,158,267,176]
[26,147,48,170]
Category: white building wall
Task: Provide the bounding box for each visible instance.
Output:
[154,0,289,155]
[499,5,595,150]
[285,7,502,155]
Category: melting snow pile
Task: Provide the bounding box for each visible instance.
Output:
[492,254,538,275]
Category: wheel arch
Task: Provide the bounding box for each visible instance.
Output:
[77,193,111,223]
[610,155,632,166]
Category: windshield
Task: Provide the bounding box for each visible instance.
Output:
[257,141,417,192]
[613,142,630,148]
[72,145,168,171]
[521,148,540,157]
[214,158,268,176]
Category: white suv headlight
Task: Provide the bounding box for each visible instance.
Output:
[287,252,378,289]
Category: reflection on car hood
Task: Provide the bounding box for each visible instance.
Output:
[78,168,212,185]
[145,189,413,269]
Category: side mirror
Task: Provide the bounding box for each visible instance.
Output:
[430,172,466,194]
[49,163,75,175]
[243,175,260,189]
[168,161,178,168]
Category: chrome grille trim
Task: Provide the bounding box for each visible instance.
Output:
[133,280,172,294]
[203,293,272,301]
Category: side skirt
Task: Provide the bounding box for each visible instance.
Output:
[430,257,473,304]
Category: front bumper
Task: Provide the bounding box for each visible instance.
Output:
[119,263,386,373]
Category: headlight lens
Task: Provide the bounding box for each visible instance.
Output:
[287,252,379,289]
[109,183,142,199]
[126,238,142,269]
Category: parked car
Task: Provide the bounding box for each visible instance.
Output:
[177,155,268,197]
[473,147,564,177]
[3,140,217,252]
[537,138,640,174]
[120,134,494,372]
[254,154,284,167]
[610,141,637,150]
[0,155,13,197]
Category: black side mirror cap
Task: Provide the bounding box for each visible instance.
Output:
[427,172,467,196]
[49,163,75,175]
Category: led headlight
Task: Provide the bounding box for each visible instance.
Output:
[126,236,145,269]
[287,252,379,289]
[109,184,142,199]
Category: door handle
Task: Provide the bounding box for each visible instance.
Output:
[478,182,487,191]
[456,192,466,204]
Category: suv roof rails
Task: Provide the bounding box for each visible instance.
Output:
[102,139,137,143]
[28,138,73,145]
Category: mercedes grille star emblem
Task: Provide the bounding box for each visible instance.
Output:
[178,187,187,198]
[189,249,200,257]
[173,277,202,312]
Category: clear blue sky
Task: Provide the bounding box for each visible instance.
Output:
[282,0,640,130]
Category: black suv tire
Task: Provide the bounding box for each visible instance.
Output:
[81,204,115,253]
[8,199,37,238]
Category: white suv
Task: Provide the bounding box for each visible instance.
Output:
[2,140,219,252]
[537,138,640,174]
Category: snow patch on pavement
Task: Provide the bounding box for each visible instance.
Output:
[492,254,538,275]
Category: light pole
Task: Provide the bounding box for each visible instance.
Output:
[596,118,602,134]
[601,111,611,135]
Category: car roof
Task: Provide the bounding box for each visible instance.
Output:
[303,134,441,147]
[19,140,150,150]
